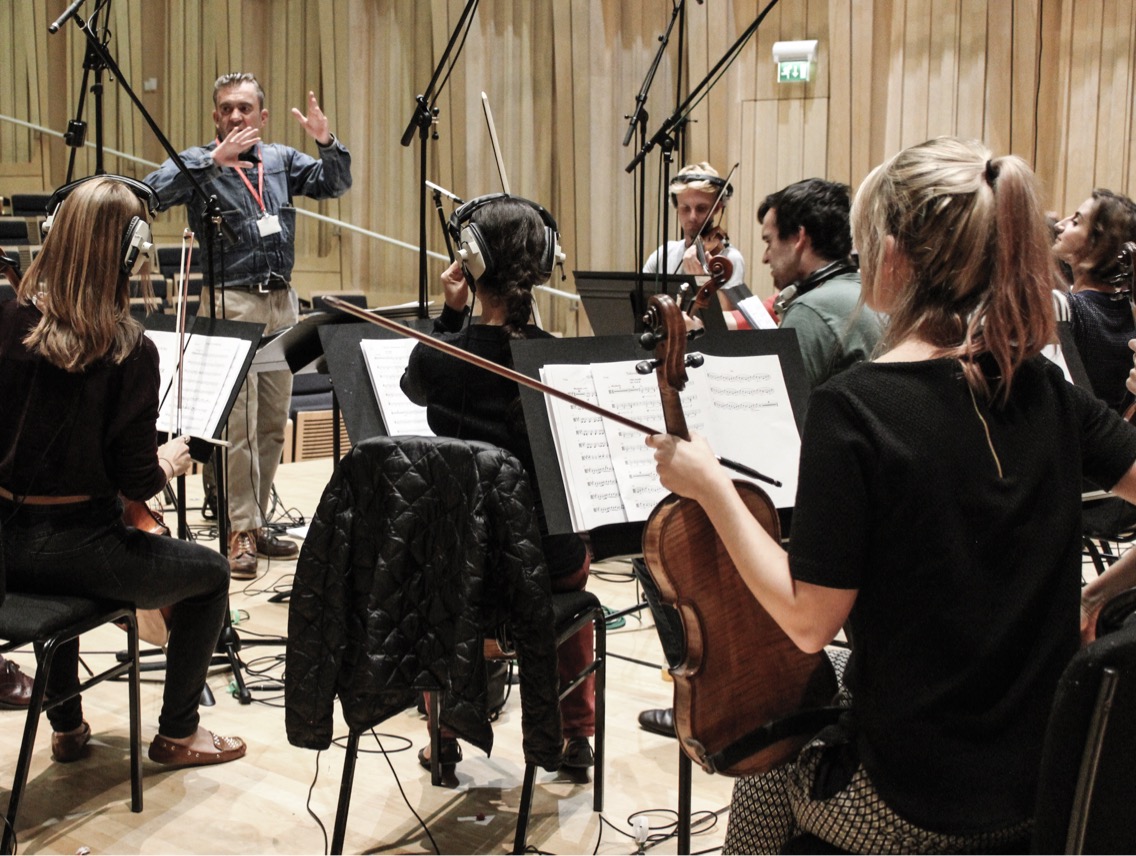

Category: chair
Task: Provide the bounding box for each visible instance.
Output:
[1032,603,1136,854]
[0,593,143,854]
[8,194,51,219]
[283,435,605,854]
[0,217,32,245]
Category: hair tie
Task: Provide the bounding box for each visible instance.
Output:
[984,159,1000,187]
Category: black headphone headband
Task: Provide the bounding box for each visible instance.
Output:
[669,173,733,206]
[43,175,158,276]
[448,193,563,284]
[46,174,159,217]
[447,192,559,242]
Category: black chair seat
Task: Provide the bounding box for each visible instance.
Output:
[0,593,126,640]
[549,589,601,629]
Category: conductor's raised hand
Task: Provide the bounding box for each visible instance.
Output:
[211,127,262,169]
[291,91,332,146]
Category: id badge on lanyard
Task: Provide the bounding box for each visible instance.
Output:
[231,146,281,238]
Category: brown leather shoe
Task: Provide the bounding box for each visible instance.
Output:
[52,721,91,763]
[228,531,258,580]
[255,528,299,559]
[0,657,34,709]
[148,731,247,767]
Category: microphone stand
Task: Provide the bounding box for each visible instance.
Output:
[626,0,782,312]
[56,2,265,705]
[623,0,688,318]
[399,0,480,319]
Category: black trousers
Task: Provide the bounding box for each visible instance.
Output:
[2,496,229,738]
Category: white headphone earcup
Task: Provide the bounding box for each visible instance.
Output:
[122,217,153,275]
[459,224,487,281]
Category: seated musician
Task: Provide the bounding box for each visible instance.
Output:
[636,178,884,740]
[643,162,746,291]
[400,194,595,778]
[0,176,245,767]
[646,138,1136,852]
[1052,189,1136,537]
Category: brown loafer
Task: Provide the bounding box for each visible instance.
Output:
[228,531,258,580]
[0,657,34,709]
[52,721,92,763]
[148,731,247,767]
[256,528,299,558]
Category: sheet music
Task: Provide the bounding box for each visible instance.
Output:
[147,329,251,438]
[589,362,670,519]
[684,354,800,508]
[359,339,434,436]
[735,295,779,330]
[539,364,628,531]
[540,352,801,531]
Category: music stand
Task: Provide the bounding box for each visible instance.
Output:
[510,328,810,558]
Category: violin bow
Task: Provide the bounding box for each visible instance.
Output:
[320,295,779,486]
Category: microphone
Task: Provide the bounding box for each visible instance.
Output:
[48,0,87,33]
[424,180,463,204]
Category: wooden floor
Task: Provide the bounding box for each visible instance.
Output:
[0,457,736,855]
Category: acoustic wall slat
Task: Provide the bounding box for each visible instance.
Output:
[955,0,988,142]
[901,0,931,144]
[826,0,853,183]
[1063,0,1103,205]
[983,0,1013,153]
[927,0,960,139]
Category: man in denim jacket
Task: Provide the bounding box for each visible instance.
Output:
[145,72,352,579]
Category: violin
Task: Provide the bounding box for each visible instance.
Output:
[639,259,837,777]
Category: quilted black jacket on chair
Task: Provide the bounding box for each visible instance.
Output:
[284,435,563,770]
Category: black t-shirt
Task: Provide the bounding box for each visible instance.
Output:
[401,305,587,577]
[790,355,1136,833]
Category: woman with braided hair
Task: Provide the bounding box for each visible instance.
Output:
[401,195,595,780]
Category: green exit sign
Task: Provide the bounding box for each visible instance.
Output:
[777,60,811,83]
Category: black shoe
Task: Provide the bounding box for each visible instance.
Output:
[561,736,594,768]
[638,707,676,738]
[418,737,461,788]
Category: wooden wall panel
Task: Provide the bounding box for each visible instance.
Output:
[3,1,1136,320]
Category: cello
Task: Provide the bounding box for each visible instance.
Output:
[638,273,839,778]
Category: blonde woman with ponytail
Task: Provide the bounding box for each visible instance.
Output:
[648,137,1136,852]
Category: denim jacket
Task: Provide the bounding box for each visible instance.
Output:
[143,138,352,288]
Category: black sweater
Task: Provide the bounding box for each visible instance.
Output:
[400,305,587,577]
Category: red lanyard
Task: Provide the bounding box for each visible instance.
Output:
[217,140,266,213]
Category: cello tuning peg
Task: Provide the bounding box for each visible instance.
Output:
[685,352,705,369]
[638,330,662,351]
[635,358,659,375]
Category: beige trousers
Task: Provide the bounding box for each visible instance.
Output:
[204,287,299,533]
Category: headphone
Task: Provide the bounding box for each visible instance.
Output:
[669,173,734,207]
[42,174,158,276]
[448,193,565,284]
[773,257,859,316]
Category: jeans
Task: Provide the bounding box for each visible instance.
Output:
[1,496,229,738]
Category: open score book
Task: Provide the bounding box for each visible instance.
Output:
[540,353,800,532]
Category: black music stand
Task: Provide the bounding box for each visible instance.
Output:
[132,314,263,701]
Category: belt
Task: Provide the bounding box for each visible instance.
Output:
[224,275,291,293]
[0,486,93,505]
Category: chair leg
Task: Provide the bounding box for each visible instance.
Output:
[427,690,442,787]
[593,614,606,813]
[513,762,537,855]
[331,731,361,855]
[125,616,143,812]
[677,750,692,855]
[2,643,54,855]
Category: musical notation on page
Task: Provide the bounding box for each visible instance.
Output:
[146,329,251,440]
[359,338,434,437]
[540,353,800,532]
